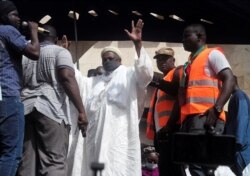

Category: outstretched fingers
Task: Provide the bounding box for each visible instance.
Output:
[131,20,135,30]
[136,19,144,29]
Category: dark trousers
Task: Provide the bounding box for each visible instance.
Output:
[181,114,225,176]
[17,109,70,176]
[0,97,24,176]
[155,131,186,176]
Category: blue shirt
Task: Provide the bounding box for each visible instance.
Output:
[0,25,28,96]
[226,90,250,148]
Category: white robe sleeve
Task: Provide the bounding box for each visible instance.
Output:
[67,66,89,176]
[134,46,153,88]
[133,47,153,120]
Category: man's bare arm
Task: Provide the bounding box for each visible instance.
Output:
[57,68,88,136]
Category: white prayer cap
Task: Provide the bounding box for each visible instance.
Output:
[101,46,122,59]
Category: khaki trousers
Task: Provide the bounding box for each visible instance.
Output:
[17,109,70,176]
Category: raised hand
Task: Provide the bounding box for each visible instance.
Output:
[27,21,39,33]
[124,19,144,44]
[124,19,144,57]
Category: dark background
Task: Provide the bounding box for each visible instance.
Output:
[13,0,250,44]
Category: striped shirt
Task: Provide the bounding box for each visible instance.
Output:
[21,42,74,124]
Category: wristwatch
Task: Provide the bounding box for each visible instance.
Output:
[214,105,222,114]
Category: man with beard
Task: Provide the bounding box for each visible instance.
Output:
[0,1,39,175]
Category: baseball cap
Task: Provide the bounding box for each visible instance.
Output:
[153,47,174,59]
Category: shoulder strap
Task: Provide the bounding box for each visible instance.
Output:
[173,65,183,85]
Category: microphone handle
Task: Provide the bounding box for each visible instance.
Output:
[22,21,50,34]
[38,27,50,34]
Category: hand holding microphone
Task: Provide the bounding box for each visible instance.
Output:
[22,21,50,34]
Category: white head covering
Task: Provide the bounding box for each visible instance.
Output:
[101,46,122,59]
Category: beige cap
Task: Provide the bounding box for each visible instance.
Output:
[154,47,174,59]
[101,46,122,59]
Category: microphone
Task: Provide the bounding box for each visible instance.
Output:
[22,21,50,34]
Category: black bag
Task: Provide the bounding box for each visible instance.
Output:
[171,132,236,167]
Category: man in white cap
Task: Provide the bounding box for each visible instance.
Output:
[76,19,153,176]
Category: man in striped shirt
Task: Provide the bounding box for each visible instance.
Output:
[18,25,87,176]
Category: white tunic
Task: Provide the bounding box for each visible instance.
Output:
[67,67,88,176]
[77,47,153,176]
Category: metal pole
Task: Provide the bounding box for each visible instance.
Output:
[72,0,79,69]
[73,11,79,69]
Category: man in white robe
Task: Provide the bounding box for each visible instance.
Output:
[67,66,88,176]
[76,19,153,176]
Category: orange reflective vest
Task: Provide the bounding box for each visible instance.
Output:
[180,48,226,123]
[146,69,176,140]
